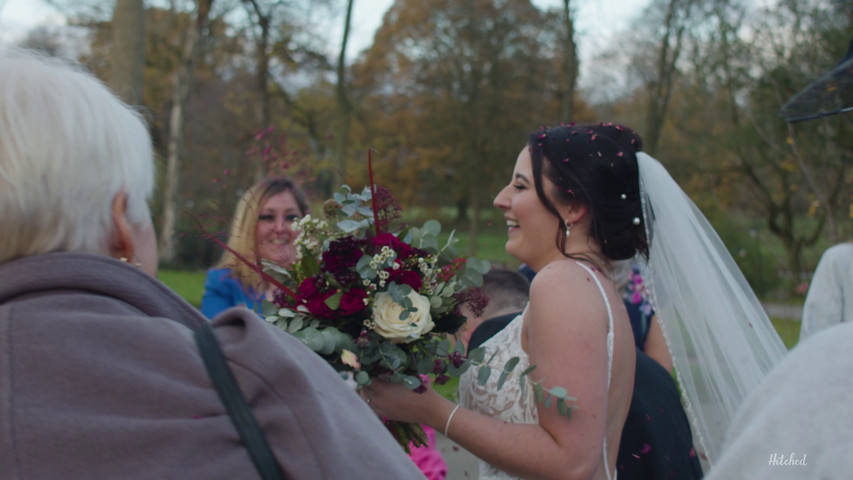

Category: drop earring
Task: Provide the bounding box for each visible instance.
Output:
[564,220,573,238]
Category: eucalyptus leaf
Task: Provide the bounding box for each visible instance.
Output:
[497,370,510,390]
[417,356,434,373]
[468,346,486,364]
[325,291,342,310]
[338,219,367,233]
[261,301,278,317]
[520,365,537,377]
[299,328,324,352]
[403,375,421,390]
[534,383,544,404]
[477,365,492,386]
[302,251,321,277]
[435,338,450,357]
[502,357,520,376]
[549,386,569,398]
[557,398,568,417]
[288,316,304,333]
[453,338,467,354]
[356,255,376,278]
[422,219,441,236]
[319,330,338,355]
[355,371,370,385]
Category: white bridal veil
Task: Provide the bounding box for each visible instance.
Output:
[636,152,788,465]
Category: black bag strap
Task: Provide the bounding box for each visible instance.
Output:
[193,320,285,480]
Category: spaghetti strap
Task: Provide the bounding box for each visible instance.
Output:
[575,261,616,480]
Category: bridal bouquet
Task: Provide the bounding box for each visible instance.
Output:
[260,179,490,449]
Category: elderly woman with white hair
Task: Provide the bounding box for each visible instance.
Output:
[0,50,423,480]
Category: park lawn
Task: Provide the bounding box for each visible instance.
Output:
[157,269,207,308]
[769,317,801,350]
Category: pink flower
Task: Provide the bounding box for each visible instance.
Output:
[631,291,643,304]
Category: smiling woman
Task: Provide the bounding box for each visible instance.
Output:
[199,176,310,319]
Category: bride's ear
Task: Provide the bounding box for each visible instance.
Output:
[108,190,136,262]
[563,203,588,225]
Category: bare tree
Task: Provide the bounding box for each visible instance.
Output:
[559,0,578,121]
[333,0,354,185]
[110,0,146,105]
[159,0,214,264]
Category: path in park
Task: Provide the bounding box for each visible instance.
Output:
[762,302,803,321]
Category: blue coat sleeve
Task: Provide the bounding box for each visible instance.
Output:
[200,268,261,319]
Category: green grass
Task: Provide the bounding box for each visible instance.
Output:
[769,318,801,350]
[157,269,206,308]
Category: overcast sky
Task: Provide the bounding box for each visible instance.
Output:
[0,0,646,55]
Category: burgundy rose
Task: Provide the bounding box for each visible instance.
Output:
[297,276,336,319]
[387,267,423,291]
[372,232,414,259]
[339,288,368,316]
[322,236,365,276]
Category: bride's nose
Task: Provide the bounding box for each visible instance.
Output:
[493,185,511,210]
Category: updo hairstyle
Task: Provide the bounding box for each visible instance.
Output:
[527,123,649,262]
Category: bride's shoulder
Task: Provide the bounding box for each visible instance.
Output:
[533,259,591,281]
[530,259,601,296]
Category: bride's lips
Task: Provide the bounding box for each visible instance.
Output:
[505,218,519,231]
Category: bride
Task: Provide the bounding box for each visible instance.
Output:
[364,123,787,479]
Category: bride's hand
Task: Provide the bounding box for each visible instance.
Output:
[361,379,444,425]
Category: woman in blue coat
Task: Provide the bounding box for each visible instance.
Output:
[201,177,309,318]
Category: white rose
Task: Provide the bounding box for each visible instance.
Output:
[371,291,434,343]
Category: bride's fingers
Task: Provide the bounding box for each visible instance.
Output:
[358,388,372,405]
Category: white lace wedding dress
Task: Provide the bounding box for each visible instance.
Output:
[458,261,615,480]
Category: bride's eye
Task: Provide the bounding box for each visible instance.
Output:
[512,184,526,191]
[258,214,274,222]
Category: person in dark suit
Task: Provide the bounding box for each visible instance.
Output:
[463,269,531,352]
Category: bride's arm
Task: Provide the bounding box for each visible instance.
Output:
[366,262,614,480]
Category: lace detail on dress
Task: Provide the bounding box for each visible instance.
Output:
[457,261,616,480]
[459,309,535,479]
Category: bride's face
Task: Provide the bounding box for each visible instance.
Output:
[493,147,562,271]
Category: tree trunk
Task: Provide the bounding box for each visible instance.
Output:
[334,0,355,185]
[110,0,146,105]
[644,0,688,156]
[245,0,272,182]
[158,0,213,264]
[468,190,480,257]
[560,0,578,121]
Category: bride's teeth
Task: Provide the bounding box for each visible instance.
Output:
[506,220,519,228]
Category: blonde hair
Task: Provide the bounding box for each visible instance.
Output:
[0,49,154,265]
[216,177,308,290]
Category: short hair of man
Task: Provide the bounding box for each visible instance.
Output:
[481,269,530,317]
[0,49,154,264]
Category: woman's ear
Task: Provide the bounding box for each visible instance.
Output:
[109,190,135,262]
[564,203,588,225]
